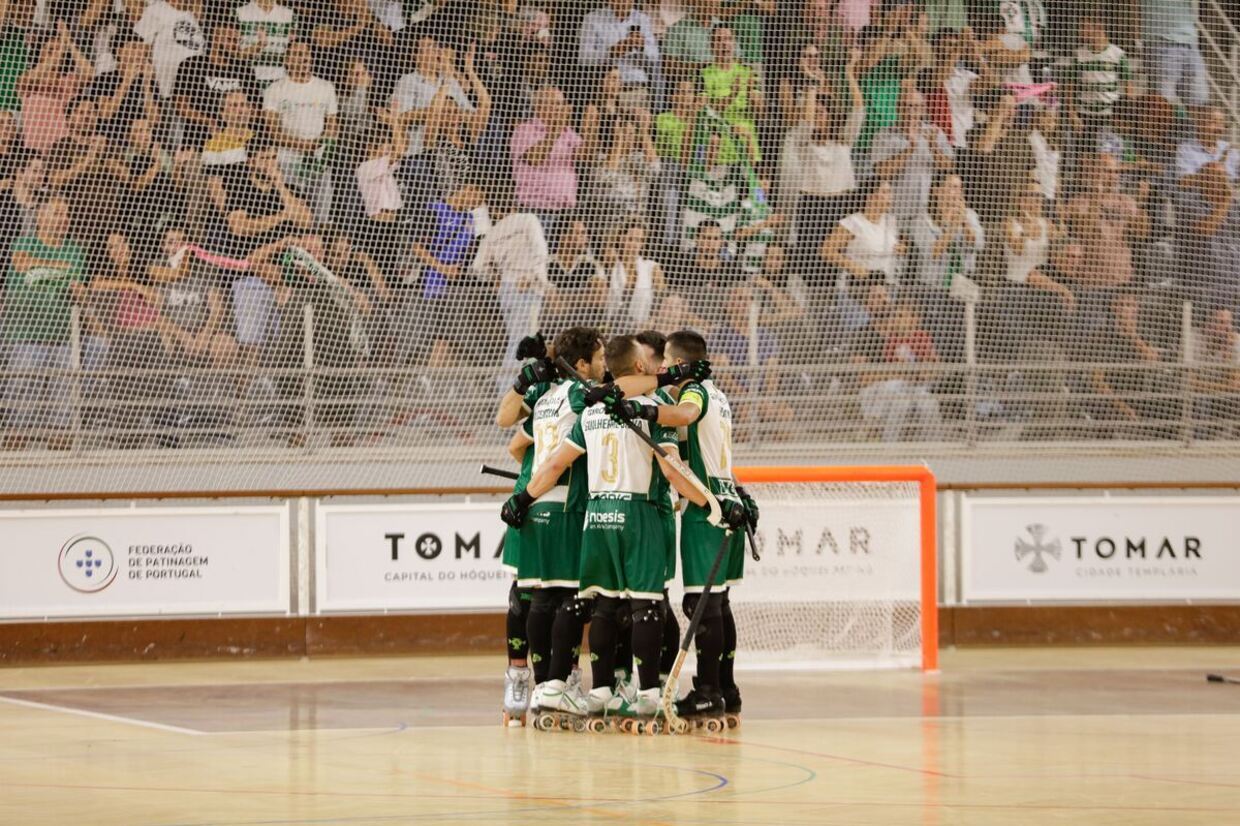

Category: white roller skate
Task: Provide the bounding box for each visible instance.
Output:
[608,687,672,735]
[502,665,531,727]
[532,679,589,732]
[583,686,615,733]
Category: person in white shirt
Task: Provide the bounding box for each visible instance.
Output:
[605,222,666,332]
[263,41,338,222]
[821,181,904,329]
[578,0,660,110]
[1003,182,1073,310]
[133,0,205,99]
[783,49,864,272]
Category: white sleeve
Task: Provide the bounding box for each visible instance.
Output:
[262,81,280,112]
[133,4,161,44]
[324,80,339,117]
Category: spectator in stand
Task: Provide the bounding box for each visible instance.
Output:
[353,104,406,275]
[0,154,46,263]
[205,141,312,371]
[544,218,606,332]
[113,116,186,258]
[1064,153,1149,291]
[1176,105,1237,181]
[202,89,255,174]
[134,0,205,100]
[854,20,910,155]
[977,8,1031,89]
[668,218,739,328]
[92,38,161,142]
[0,5,30,116]
[262,40,338,223]
[510,85,583,237]
[582,68,627,159]
[1141,0,1209,112]
[701,26,763,162]
[1068,14,1132,157]
[17,21,92,155]
[920,27,990,151]
[578,0,660,112]
[586,110,660,243]
[776,41,831,129]
[603,221,666,332]
[173,24,254,152]
[3,197,85,451]
[912,172,982,361]
[425,43,491,199]
[821,180,904,330]
[48,96,121,247]
[723,0,772,74]
[91,231,165,446]
[308,0,395,93]
[1177,149,1240,315]
[470,193,551,372]
[869,85,954,231]
[662,0,724,82]
[859,298,943,441]
[707,281,795,434]
[235,0,297,87]
[406,178,485,372]
[750,243,813,363]
[654,78,703,249]
[1081,290,1172,435]
[391,36,475,208]
[1003,182,1073,313]
[1191,307,1240,438]
[783,48,864,272]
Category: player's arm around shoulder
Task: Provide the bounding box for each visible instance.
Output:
[501,436,585,527]
[657,381,708,428]
[507,419,534,462]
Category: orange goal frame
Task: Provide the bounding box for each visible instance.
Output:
[734,465,939,672]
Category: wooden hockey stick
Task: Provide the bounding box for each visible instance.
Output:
[480,464,520,481]
[554,357,722,528]
[1206,673,1240,685]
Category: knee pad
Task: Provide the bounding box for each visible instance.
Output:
[682,592,723,621]
[616,598,633,631]
[592,595,623,622]
[529,588,565,616]
[556,596,592,623]
[508,583,532,620]
[630,599,662,627]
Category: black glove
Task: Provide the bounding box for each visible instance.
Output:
[721,498,748,531]
[513,358,557,394]
[659,359,711,387]
[736,485,759,531]
[515,332,547,361]
[584,382,624,407]
[501,490,535,527]
[611,399,659,423]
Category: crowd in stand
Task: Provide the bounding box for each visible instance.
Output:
[0,0,1237,447]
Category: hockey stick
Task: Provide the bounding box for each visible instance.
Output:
[662,529,732,732]
[480,464,520,481]
[554,357,723,528]
[744,523,760,562]
[1206,673,1240,685]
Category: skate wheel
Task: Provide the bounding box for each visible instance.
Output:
[558,716,574,731]
[704,718,724,733]
[533,714,554,732]
[725,714,740,729]
[670,718,690,735]
[645,720,662,736]
[587,718,608,734]
[572,717,588,733]
[618,719,635,734]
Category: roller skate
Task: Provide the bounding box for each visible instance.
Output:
[608,687,672,735]
[532,678,589,733]
[674,679,727,733]
[583,685,615,733]
[722,684,742,729]
[502,665,532,727]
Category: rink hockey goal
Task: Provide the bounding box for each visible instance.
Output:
[720,465,938,672]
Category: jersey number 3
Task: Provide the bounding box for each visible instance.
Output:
[600,432,620,483]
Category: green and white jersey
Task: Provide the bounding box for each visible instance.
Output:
[650,387,680,513]
[567,399,678,498]
[236,1,296,83]
[1073,43,1131,119]
[512,416,536,495]
[679,379,739,503]
[531,379,589,510]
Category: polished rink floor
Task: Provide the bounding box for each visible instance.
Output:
[0,648,1238,825]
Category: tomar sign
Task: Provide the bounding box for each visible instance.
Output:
[961,496,1240,602]
[315,502,509,612]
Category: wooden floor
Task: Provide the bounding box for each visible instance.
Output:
[1,647,1239,825]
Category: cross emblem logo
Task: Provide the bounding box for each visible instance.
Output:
[1015,524,1061,574]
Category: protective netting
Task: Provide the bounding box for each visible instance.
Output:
[1,0,1239,496]
[668,480,926,670]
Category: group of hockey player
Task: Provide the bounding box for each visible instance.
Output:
[494,326,758,734]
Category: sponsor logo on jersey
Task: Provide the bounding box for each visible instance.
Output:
[586,510,627,526]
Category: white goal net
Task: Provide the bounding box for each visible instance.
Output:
[670,478,931,671]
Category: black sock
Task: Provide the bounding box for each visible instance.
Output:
[693,615,724,689]
[506,584,531,663]
[660,594,680,674]
[631,602,664,690]
[588,597,621,690]
[526,589,563,684]
[614,602,633,682]
[548,597,589,681]
[719,595,737,690]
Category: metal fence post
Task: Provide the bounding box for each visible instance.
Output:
[964,299,977,446]
[1181,300,1195,444]
[303,302,315,449]
[69,306,82,450]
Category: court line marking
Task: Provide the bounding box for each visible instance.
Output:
[0,694,205,736]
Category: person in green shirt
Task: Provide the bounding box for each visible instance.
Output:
[4,197,86,446]
[662,0,720,81]
[655,79,705,247]
[0,14,29,113]
[700,27,763,163]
